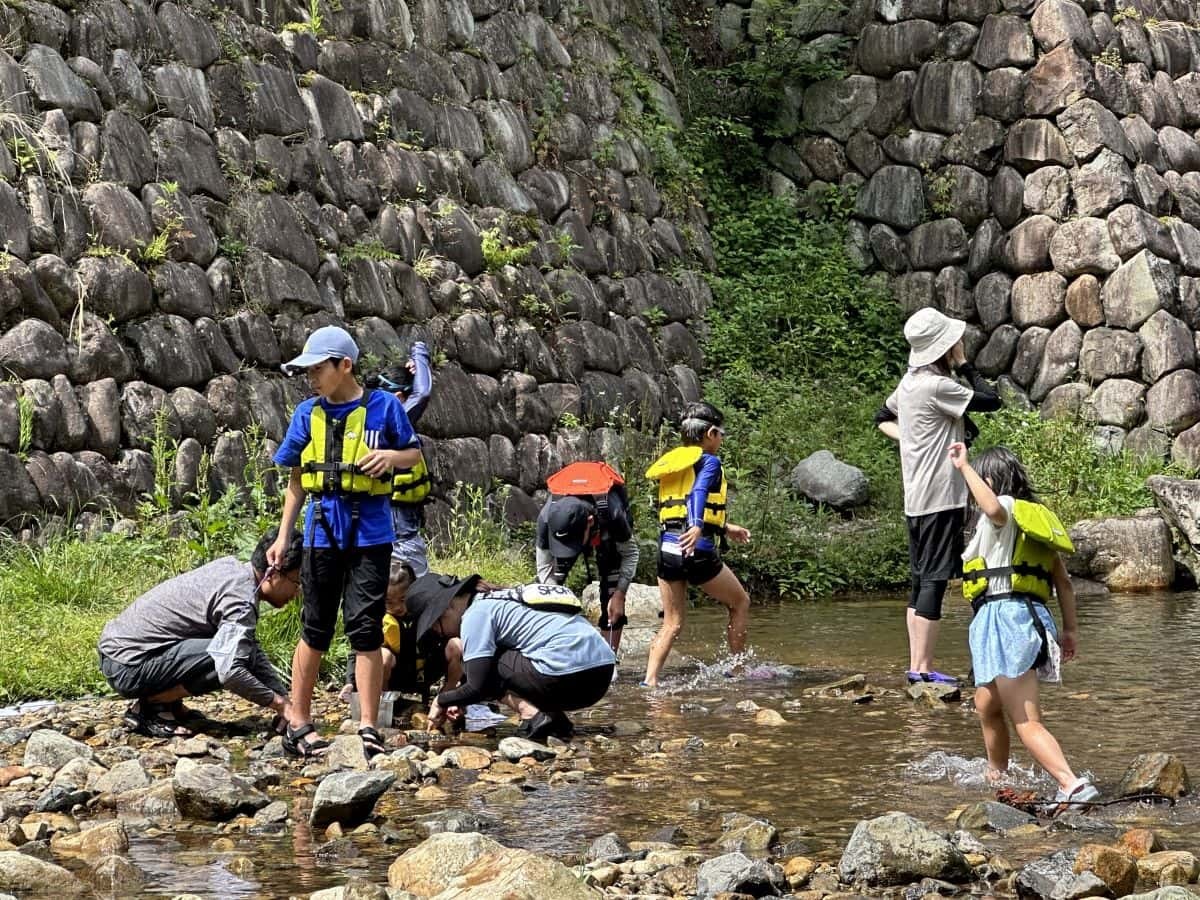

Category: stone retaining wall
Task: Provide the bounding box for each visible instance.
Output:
[0,0,712,523]
[725,0,1200,468]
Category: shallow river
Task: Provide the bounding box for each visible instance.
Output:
[126,590,1200,897]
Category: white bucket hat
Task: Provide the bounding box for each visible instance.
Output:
[904,308,965,368]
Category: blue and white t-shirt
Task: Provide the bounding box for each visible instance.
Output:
[459,596,617,676]
[274,390,418,549]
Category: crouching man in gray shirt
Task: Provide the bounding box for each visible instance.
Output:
[97,528,303,738]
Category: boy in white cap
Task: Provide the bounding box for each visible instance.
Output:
[874,308,1001,687]
[268,325,423,758]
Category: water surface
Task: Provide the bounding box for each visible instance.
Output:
[125,590,1200,897]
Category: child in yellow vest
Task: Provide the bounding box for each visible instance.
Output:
[642,402,751,688]
[949,441,1098,806]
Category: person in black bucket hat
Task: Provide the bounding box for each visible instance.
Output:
[406,572,616,743]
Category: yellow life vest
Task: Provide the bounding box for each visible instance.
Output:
[298,392,393,496]
[645,446,727,531]
[963,500,1074,605]
[392,454,431,505]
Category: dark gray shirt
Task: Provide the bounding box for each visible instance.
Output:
[98,557,286,707]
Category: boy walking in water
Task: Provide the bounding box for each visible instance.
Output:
[269,326,422,758]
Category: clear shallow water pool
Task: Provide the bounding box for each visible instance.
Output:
[122,590,1200,897]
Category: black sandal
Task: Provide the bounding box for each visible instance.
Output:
[282,723,331,758]
[123,701,193,739]
[358,726,386,759]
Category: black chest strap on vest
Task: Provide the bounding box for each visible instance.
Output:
[971,593,1051,669]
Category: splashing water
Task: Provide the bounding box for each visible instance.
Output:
[906,750,1048,790]
[650,649,802,693]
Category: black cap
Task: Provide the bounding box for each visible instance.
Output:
[545,496,593,559]
[406,572,481,642]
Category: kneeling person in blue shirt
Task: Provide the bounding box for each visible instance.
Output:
[411,574,616,743]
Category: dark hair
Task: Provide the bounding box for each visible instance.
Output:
[389,560,415,588]
[252,527,304,576]
[680,401,724,445]
[972,446,1036,503]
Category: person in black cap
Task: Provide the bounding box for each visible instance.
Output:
[407,573,616,742]
[536,487,638,654]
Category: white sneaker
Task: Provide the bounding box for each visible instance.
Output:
[1055,777,1099,805]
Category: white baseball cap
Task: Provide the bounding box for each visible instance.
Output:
[281,325,359,375]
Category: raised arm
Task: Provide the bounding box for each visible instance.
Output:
[947,442,1007,527]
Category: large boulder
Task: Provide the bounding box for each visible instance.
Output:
[0,852,87,896]
[789,450,870,509]
[1067,516,1175,590]
[1102,251,1176,330]
[1024,43,1096,117]
[857,165,925,229]
[388,832,505,896]
[803,76,879,142]
[1049,217,1120,277]
[1147,476,1200,548]
[310,771,397,827]
[581,581,660,625]
[912,60,981,133]
[1073,844,1139,898]
[839,812,971,886]
[432,847,602,898]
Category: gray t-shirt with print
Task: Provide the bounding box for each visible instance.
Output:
[886,367,973,517]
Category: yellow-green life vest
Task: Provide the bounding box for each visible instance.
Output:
[645,446,727,531]
[299,392,393,496]
[392,454,431,505]
[963,500,1074,605]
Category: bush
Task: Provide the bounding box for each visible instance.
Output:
[973,406,1192,525]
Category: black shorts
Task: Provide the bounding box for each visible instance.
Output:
[303,544,392,652]
[479,650,613,712]
[99,642,221,700]
[657,541,724,585]
[906,508,965,582]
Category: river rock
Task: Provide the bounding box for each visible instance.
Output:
[1136,852,1200,886]
[416,808,492,836]
[173,759,269,820]
[696,852,786,898]
[1117,752,1190,799]
[789,450,869,509]
[497,737,555,761]
[22,729,92,772]
[839,812,971,885]
[0,852,87,896]
[956,801,1035,833]
[1073,844,1138,897]
[1017,849,1077,900]
[388,831,504,895]
[719,813,778,853]
[588,832,633,862]
[50,820,127,858]
[311,771,396,828]
[1067,517,1175,590]
[436,847,602,898]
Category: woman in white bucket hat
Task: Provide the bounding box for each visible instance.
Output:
[875,308,1001,686]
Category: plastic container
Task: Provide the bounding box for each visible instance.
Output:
[348,691,400,727]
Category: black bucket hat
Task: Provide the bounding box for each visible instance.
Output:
[406,572,481,642]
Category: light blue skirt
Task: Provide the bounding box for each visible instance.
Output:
[969,598,1059,686]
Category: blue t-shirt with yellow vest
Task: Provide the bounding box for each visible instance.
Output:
[274,390,418,549]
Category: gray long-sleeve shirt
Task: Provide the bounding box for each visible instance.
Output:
[98,557,287,707]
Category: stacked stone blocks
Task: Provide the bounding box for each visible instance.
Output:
[0,0,712,522]
[743,0,1200,468]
